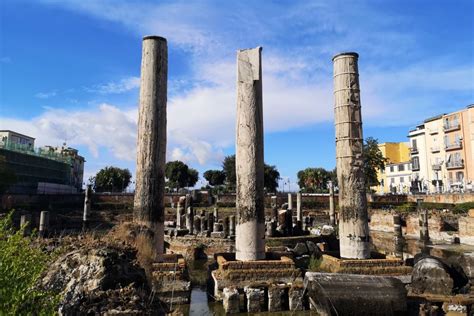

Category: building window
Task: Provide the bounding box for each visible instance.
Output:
[400,177,404,183]
[390,166,394,172]
[412,157,420,170]
[398,164,405,172]
[391,178,395,184]
[456,172,464,182]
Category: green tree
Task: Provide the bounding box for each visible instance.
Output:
[297,167,331,192]
[0,156,16,194]
[203,170,226,186]
[165,161,199,189]
[363,137,387,188]
[221,155,280,192]
[187,168,199,187]
[222,155,236,190]
[91,166,132,192]
[264,164,280,193]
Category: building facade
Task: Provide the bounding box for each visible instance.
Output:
[0,130,85,194]
[407,105,474,193]
[373,142,410,194]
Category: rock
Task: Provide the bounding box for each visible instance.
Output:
[306,241,323,259]
[40,246,150,315]
[468,209,474,217]
[320,225,335,236]
[292,242,309,257]
[411,256,454,295]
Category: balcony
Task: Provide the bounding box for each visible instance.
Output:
[430,146,440,153]
[432,163,442,171]
[446,160,464,169]
[445,141,462,151]
[410,147,419,155]
[444,122,460,132]
[429,128,439,135]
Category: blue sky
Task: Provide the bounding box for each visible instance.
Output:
[1,0,473,190]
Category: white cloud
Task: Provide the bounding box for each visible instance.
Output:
[86,76,140,94]
[35,90,57,99]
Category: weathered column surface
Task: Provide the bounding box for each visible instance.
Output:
[288,193,293,210]
[328,181,336,226]
[133,36,167,257]
[39,211,49,238]
[83,184,92,229]
[235,47,265,261]
[296,193,302,223]
[333,52,370,259]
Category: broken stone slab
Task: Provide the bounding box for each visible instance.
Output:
[305,272,407,315]
[223,287,240,314]
[268,284,288,312]
[244,286,265,313]
[288,284,305,311]
[211,231,226,239]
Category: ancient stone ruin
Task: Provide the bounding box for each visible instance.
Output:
[333,52,370,259]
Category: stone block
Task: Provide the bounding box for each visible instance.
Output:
[244,286,265,313]
[468,209,474,218]
[211,231,226,239]
[223,287,240,314]
[268,284,288,312]
[288,285,305,311]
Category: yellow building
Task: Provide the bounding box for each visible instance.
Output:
[373,142,410,194]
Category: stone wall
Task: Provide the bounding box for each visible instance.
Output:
[459,211,474,245]
[408,193,474,204]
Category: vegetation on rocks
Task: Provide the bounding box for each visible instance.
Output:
[0,212,59,315]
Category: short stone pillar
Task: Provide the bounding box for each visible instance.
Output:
[186,206,194,234]
[393,214,403,240]
[288,285,305,311]
[419,209,430,244]
[20,214,32,236]
[244,286,265,313]
[177,196,186,229]
[223,216,230,237]
[266,221,276,237]
[223,287,240,314]
[271,196,277,208]
[208,213,214,235]
[193,216,201,234]
[268,284,288,312]
[296,192,302,228]
[288,193,293,210]
[333,52,370,259]
[83,184,92,230]
[39,211,49,238]
[185,194,192,211]
[201,215,207,232]
[328,180,336,226]
[235,47,265,261]
[229,215,236,236]
[213,222,222,232]
[213,207,219,222]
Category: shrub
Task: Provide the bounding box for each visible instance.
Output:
[396,203,417,213]
[0,211,59,314]
[453,202,474,214]
[308,255,323,271]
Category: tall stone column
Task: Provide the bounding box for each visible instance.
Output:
[288,193,293,210]
[333,52,370,259]
[328,180,336,226]
[235,47,265,261]
[133,36,167,257]
[83,184,92,230]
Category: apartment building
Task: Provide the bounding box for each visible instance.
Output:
[373,142,410,194]
[408,105,474,193]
